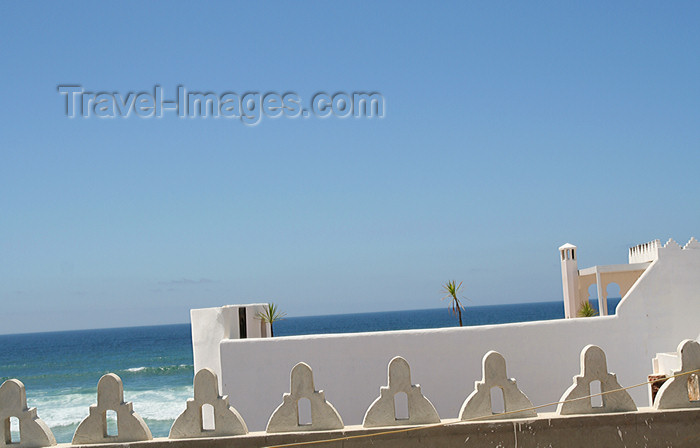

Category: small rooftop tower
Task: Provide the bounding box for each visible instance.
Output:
[559,243,580,318]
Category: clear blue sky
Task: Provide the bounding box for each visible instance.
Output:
[1,2,699,334]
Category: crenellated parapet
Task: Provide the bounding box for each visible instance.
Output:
[560,237,698,318]
[629,237,700,263]
[629,239,662,263]
[3,342,700,447]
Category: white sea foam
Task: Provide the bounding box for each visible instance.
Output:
[125,386,193,422]
[126,367,147,372]
[29,391,97,428]
[28,386,193,430]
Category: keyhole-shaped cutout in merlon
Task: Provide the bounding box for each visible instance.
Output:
[297,398,312,426]
[8,416,21,444]
[688,374,700,402]
[490,387,505,414]
[590,380,603,408]
[105,410,118,437]
[201,403,215,431]
[394,392,409,420]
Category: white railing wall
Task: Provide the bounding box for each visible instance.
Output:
[2,340,699,447]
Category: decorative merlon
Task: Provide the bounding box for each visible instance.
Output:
[0,380,56,448]
[266,363,344,433]
[72,374,152,444]
[557,345,636,415]
[363,357,440,427]
[459,351,536,421]
[5,340,700,445]
[169,368,248,439]
[664,238,682,249]
[684,237,700,250]
[654,340,700,410]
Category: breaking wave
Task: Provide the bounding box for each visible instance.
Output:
[30,384,193,442]
[118,364,192,376]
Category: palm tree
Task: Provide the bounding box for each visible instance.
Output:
[577,301,598,317]
[255,302,287,337]
[442,280,466,326]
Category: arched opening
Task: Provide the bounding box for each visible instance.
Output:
[105,410,118,437]
[605,282,621,314]
[688,374,699,402]
[298,398,312,426]
[201,403,215,431]
[587,283,599,303]
[8,416,20,444]
[584,284,600,315]
[490,387,505,414]
[590,381,603,408]
[394,392,409,420]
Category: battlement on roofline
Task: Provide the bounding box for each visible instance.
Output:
[629,237,700,264]
[2,340,700,448]
[559,236,700,319]
[193,235,700,433]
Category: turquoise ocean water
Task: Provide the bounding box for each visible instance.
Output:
[0,299,619,442]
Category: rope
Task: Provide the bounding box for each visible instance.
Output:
[263,367,700,448]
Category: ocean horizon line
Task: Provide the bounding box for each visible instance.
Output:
[0,298,617,338]
[0,299,620,442]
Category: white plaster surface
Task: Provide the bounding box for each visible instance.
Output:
[654,339,700,409]
[190,304,269,389]
[577,263,648,317]
[169,368,248,439]
[559,243,580,318]
[629,239,661,263]
[266,362,343,433]
[0,379,56,448]
[362,356,440,427]
[653,352,682,376]
[214,238,700,431]
[459,351,536,420]
[556,345,636,415]
[72,374,152,444]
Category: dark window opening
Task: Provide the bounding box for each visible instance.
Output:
[239,307,247,339]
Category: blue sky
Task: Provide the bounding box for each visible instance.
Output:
[1,2,699,334]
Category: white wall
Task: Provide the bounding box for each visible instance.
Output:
[210,242,700,431]
[191,303,269,389]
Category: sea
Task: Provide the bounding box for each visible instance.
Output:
[0,299,620,442]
